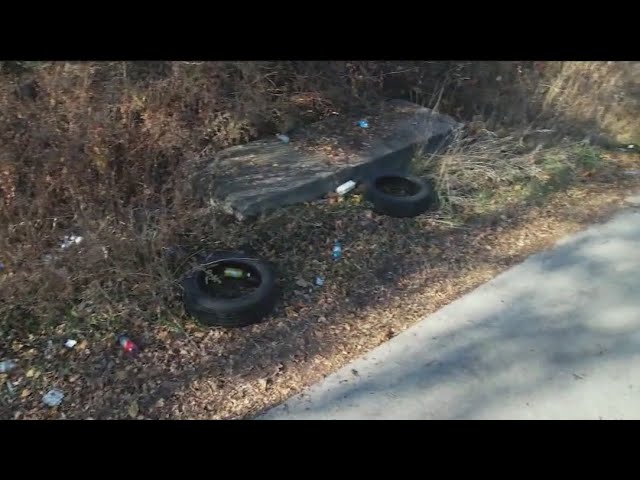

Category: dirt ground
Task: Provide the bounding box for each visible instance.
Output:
[1,146,638,420]
[3,61,640,420]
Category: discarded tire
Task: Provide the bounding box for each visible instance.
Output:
[364,174,435,218]
[180,251,278,328]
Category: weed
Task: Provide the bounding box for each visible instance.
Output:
[573,144,602,170]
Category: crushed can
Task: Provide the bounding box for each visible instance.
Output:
[117,335,140,356]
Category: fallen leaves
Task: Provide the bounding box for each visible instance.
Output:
[295,278,312,289]
[1,148,637,420]
[128,401,139,418]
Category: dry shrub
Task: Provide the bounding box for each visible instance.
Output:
[0,61,403,336]
[414,129,541,211]
[541,61,640,144]
[410,61,640,216]
[0,60,636,339]
[416,129,611,218]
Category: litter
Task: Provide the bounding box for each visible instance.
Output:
[223,267,250,279]
[336,180,356,196]
[315,276,325,287]
[357,119,369,129]
[0,359,17,373]
[42,389,64,407]
[117,335,140,355]
[276,134,290,144]
[332,240,343,261]
[60,234,83,250]
[64,339,77,349]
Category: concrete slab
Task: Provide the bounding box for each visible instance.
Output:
[260,207,640,420]
[191,100,459,220]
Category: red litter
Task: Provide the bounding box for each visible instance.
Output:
[117,335,139,355]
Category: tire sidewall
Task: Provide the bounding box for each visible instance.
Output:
[365,174,435,217]
[368,174,432,205]
[181,251,278,325]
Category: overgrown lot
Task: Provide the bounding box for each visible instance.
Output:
[1,61,638,419]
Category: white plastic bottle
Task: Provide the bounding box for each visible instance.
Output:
[336,180,356,196]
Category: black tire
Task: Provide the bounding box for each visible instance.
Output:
[364,174,435,218]
[180,251,278,328]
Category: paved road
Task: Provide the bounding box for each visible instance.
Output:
[261,203,640,420]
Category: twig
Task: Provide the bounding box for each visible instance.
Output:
[430,218,469,229]
[198,257,260,268]
[431,83,446,113]
[381,68,418,77]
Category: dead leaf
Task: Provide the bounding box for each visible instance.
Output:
[295,278,311,288]
[26,368,35,378]
[2,138,631,422]
[128,401,139,418]
[20,388,31,398]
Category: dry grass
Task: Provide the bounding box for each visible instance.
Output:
[0,61,533,337]
[542,61,640,144]
[1,61,639,419]
[414,127,614,218]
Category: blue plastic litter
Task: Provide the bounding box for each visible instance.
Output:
[332,241,342,261]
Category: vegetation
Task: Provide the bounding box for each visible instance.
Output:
[0,61,638,419]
